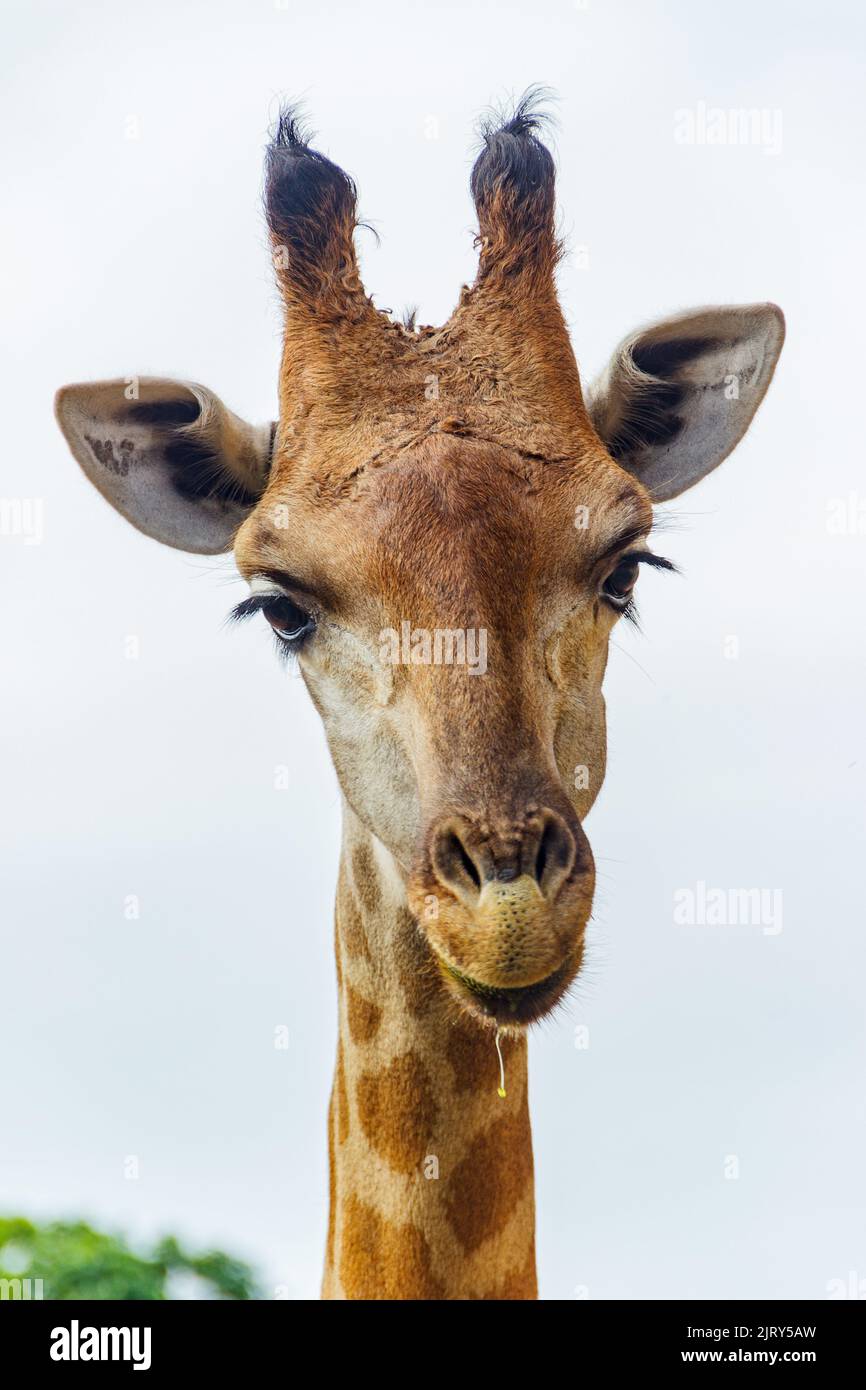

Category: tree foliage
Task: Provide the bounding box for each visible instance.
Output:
[0,1217,259,1300]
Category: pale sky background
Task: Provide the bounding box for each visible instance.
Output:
[1,0,864,1299]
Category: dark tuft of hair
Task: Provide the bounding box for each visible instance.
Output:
[264,101,360,298]
[470,86,559,269]
[472,87,558,201]
[476,85,558,146]
[270,103,315,154]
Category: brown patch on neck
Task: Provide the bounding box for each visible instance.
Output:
[345,978,382,1043]
[476,1246,538,1301]
[445,1110,535,1254]
[340,1194,443,1300]
[356,1051,438,1175]
[350,843,381,917]
[337,866,371,962]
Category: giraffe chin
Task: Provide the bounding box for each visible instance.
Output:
[437,952,580,1029]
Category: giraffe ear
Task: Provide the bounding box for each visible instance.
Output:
[54,377,274,554]
[586,304,785,502]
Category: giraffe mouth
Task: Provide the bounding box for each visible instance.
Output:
[439,955,577,1027]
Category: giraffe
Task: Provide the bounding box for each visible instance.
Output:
[55,96,784,1299]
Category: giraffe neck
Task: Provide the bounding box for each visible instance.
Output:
[321,805,538,1300]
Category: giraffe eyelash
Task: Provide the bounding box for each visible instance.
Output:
[604,550,678,627]
[228,592,316,661]
[228,594,285,623]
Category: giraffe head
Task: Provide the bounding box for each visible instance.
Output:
[55,98,783,1030]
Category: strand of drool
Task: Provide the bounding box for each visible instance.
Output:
[494,1027,507,1098]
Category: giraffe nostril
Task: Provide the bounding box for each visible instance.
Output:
[533,812,575,900]
[431,824,484,906]
[449,833,481,890]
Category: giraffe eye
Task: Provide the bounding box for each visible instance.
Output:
[261,596,315,643]
[229,592,316,648]
[602,556,640,609]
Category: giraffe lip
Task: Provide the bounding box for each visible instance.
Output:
[439,956,575,1026]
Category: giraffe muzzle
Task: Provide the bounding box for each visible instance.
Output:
[409,804,595,1024]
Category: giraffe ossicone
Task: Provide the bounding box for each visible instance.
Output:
[55,91,784,1300]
